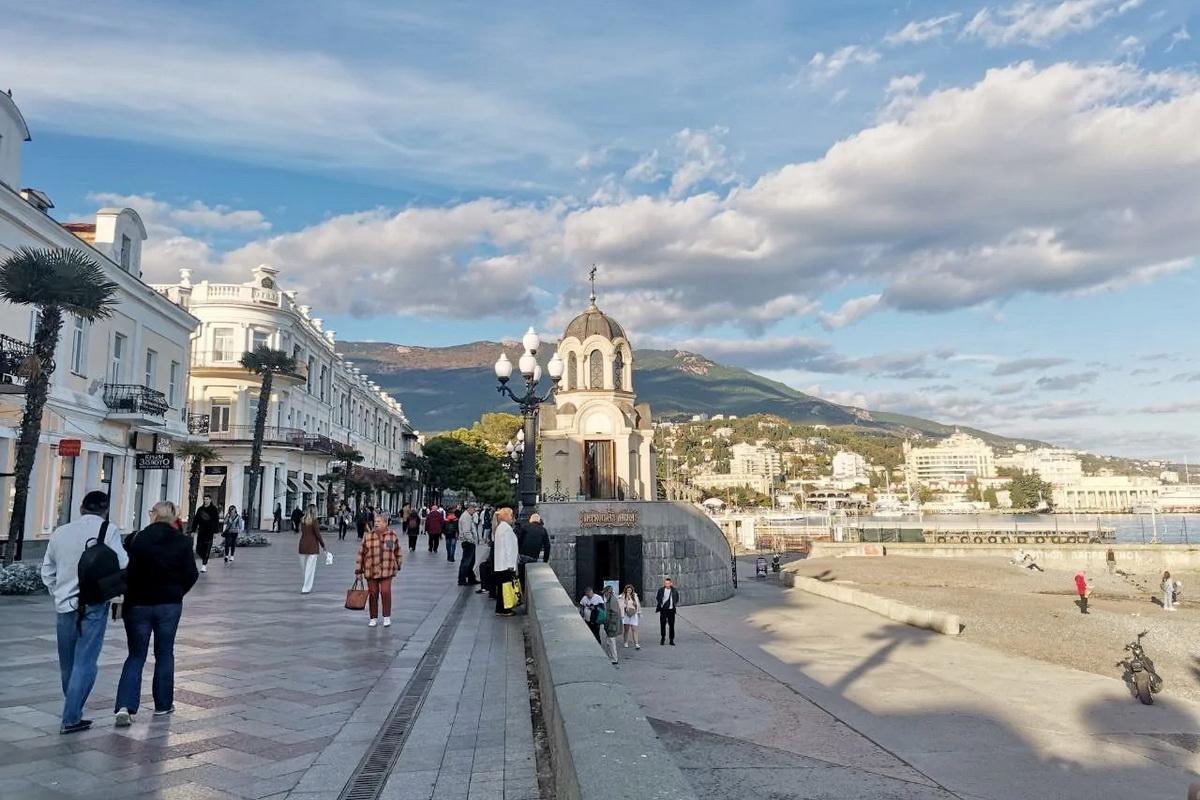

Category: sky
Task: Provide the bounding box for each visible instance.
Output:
[1,0,1198,459]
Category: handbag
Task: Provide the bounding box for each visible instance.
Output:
[325,552,334,566]
[345,577,369,610]
[502,578,522,610]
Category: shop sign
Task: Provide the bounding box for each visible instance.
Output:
[579,509,639,528]
[135,453,175,470]
[58,439,81,457]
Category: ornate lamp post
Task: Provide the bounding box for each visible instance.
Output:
[505,436,524,508]
[494,328,563,522]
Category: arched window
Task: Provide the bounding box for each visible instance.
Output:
[567,352,577,390]
[589,349,604,389]
[613,349,625,391]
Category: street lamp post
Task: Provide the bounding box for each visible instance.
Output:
[495,328,563,523]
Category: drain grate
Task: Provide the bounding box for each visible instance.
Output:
[338,590,473,800]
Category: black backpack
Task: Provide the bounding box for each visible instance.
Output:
[77,521,126,611]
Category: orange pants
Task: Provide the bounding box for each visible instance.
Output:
[367,578,393,618]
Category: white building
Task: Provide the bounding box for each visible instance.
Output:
[730,442,782,479]
[0,91,199,555]
[904,432,996,488]
[153,265,418,526]
[831,451,868,487]
[996,448,1083,484]
[691,472,773,495]
[1053,475,1161,512]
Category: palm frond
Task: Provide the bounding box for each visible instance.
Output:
[0,247,119,321]
[176,442,219,461]
[240,345,298,374]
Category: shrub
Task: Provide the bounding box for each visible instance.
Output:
[0,562,48,595]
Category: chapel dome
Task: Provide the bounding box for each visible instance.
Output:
[563,301,626,342]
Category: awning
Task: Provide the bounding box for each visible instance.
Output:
[303,477,316,494]
[201,473,226,488]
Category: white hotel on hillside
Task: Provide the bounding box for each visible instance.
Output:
[154,266,419,528]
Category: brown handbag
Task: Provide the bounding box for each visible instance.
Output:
[345,577,369,610]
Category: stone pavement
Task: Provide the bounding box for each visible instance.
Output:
[615,563,1200,800]
[0,530,539,800]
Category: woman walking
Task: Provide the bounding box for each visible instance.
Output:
[337,503,351,541]
[222,505,243,563]
[299,505,326,594]
[620,584,641,649]
[355,514,402,627]
[403,506,421,552]
[1162,571,1178,611]
[492,508,520,616]
[601,586,621,665]
[114,502,198,726]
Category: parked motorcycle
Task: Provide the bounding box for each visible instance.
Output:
[1118,630,1163,705]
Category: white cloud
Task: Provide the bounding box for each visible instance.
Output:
[1166,25,1191,53]
[1118,35,1144,59]
[800,45,881,85]
[963,0,1145,47]
[624,150,662,183]
[818,294,885,329]
[884,14,962,45]
[885,74,926,95]
[668,127,736,197]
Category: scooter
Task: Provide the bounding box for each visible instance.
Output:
[1118,630,1163,705]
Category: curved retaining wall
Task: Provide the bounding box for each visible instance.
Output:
[526,563,698,800]
[780,567,962,636]
[537,501,734,605]
[807,541,1200,571]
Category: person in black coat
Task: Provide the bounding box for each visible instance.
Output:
[189,495,221,573]
[516,514,551,585]
[655,577,681,646]
[290,506,304,533]
[114,502,199,725]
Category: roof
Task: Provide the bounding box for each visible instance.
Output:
[63,222,97,244]
[0,91,31,142]
[563,301,627,342]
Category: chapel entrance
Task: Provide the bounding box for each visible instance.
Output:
[584,439,616,499]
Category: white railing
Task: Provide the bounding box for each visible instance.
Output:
[193,283,282,306]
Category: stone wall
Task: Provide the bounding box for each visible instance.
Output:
[536,500,734,605]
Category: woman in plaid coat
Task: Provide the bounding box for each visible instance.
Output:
[355,514,402,628]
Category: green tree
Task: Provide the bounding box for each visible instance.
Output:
[470,412,523,456]
[1007,471,1054,510]
[916,484,936,504]
[240,346,297,529]
[1,248,118,563]
[983,486,999,509]
[333,443,363,509]
[422,435,513,506]
[176,442,219,522]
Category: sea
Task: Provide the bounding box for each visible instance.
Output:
[844,513,1199,544]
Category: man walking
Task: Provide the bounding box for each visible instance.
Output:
[458,504,480,586]
[40,491,128,734]
[425,504,444,553]
[290,505,303,533]
[189,494,220,573]
[655,576,680,646]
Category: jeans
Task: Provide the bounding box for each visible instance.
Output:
[600,626,619,663]
[408,533,419,551]
[115,603,182,714]
[445,536,458,562]
[56,604,109,726]
[428,533,441,552]
[300,554,318,593]
[223,533,238,559]
[458,542,477,585]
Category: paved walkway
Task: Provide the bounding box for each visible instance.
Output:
[615,563,1200,800]
[0,531,539,800]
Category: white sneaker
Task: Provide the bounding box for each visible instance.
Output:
[368,618,378,627]
[199,565,207,573]
[115,708,132,728]
[623,642,629,648]
[383,617,392,627]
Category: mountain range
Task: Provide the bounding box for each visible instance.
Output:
[339,340,1042,447]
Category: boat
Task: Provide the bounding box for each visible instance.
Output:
[874,493,920,518]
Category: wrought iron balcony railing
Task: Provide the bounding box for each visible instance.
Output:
[0,333,33,385]
[208,425,306,447]
[303,433,338,454]
[187,413,211,435]
[102,384,169,417]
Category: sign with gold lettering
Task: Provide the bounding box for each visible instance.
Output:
[579,509,639,528]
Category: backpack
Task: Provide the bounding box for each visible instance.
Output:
[77,521,125,610]
[593,603,607,625]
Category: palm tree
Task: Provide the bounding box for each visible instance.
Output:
[175,441,218,523]
[0,248,118,564]
[333,442,363,511]
[239,346,296,530]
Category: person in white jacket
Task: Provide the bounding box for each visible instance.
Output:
[492,507,520,616]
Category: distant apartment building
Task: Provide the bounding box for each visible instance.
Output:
[831,451,868,486]
[154,265,418,527]
[730,442,782,479]
[903,432,996,488]
[0,91,199,553]
[691,472,772,495]
[1053,475,1161,512]
[996,447,1083,484]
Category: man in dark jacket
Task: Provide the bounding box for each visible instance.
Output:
[189,495,221,574]
[516,513,551,586]
[655,577,681,646]
[425,505,444,553]
[290,506,304,533]
[114,501,199,726]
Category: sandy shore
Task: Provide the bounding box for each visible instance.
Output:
[789,554,1200,702]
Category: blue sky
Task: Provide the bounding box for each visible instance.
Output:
[2,0,1198,458]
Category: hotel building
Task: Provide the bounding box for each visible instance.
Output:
[903,431,996,488]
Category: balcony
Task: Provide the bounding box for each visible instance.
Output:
[191,350,309,384]
[103,384,169,425]
[208,425,306,448]
[303,433,338,454]
[187,413,211,435]
[0,334,32,394]
[191,283,282,307]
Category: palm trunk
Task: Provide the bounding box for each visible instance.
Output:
[187,457,203,521]
[4,306,63,564]
[245,369,273,530]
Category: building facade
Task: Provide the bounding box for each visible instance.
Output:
[832,451,868,487]
[153,265,418,527]
[904,432,996,488]
[1052,475,1161,512]
[691,472,773,495]
[1,91,198,552]
[995,448,1083,484]
[538,294,655,500]
[730,442,782,479]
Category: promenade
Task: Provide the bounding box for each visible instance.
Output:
[0,532,540,800]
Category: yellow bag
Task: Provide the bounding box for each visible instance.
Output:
[502,579,523,610]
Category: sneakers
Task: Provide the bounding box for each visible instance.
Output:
[153,707,174,717]
[383,617,392,627]
[115,708,132,728]
[60,719,92,735]
[623,642,629,648]
[199,565,207,573]
[368,618,378,627]
[635,644,641,650]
